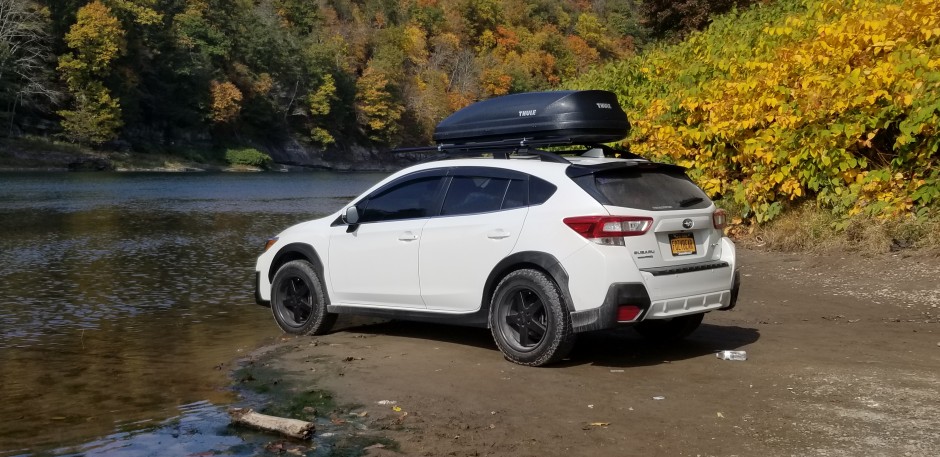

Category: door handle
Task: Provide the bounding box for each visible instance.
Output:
[487,230,511,240]
[398,231,418,241]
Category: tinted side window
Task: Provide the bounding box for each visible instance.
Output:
[529,177,557,205]
[502,179,527,210]
[441,177,510,216]
[359,177,444,223]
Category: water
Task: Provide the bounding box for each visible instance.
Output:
[0,171,387,456]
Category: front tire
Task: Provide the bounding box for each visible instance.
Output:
[489,269,575,366]
[634,313,704,342]
[270,260,336,335]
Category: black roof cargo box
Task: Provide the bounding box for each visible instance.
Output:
[432,90,630,145]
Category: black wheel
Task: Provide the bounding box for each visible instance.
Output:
[634,313,704,342]
[270,260,336,335]
[489,269,575,366]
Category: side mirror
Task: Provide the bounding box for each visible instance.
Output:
[343,206,360,225]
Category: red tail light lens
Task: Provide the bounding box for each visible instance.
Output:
[563,216,653,245]
[616,305,642,322]
[713,209,727,230]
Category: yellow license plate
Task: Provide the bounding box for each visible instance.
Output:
[669,233,697,256]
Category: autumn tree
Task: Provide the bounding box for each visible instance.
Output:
[57,0,125,144]
[307,74,338,145]
[0,0,61,134]
[11,0,655,151]
[356,65,404,144]
[209,80,242,124]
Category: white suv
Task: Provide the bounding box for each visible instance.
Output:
[254,90,740,366]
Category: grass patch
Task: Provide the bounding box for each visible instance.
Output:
[729,201,940,255]
[234,360,336,421]
[232,350,402,457]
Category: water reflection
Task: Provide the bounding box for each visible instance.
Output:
[0,171,386,455]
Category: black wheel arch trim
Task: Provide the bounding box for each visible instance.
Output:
[570,283,651,333]
[267,243,330,306]
[481,251,574,323]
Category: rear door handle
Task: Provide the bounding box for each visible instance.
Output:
[398,231,418,242]
[487,230,511,240]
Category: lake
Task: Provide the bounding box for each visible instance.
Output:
[0,171,388,456]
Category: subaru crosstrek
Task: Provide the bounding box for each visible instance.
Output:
[254,90,740,366]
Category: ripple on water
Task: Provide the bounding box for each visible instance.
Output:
[0,171,386,455]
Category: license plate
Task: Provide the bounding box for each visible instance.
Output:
[669,233,697,256]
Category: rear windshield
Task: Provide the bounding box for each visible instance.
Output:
[574,166,712,211]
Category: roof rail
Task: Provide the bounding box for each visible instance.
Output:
[392,139,644,164]
[392,138,574,163]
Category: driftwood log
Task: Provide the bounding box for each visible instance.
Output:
[228,408,315,440]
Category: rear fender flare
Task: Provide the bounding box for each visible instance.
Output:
[482,251,574,321]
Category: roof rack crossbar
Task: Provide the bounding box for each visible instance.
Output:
[392,137,574,164]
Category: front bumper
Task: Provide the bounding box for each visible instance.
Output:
[255,271,270,307]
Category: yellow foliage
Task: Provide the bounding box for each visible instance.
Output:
[105,0,162,25]
[209,80,243,124]
[481,68,511,96]
[575,0,940,223]
[60,1,126,81]
[355,66,404,143]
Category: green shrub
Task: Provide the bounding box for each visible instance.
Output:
[225,147,271,168]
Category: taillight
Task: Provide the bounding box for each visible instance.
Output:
[616,305,642,322]
[563,216,653,246]
[713,209,727,230]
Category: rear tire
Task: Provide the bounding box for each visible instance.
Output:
[489,269,576,366]
[634,313,704,342]
[271,260,336,335]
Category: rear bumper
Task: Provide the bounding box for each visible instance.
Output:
[720,269,741,311]
[568,267,740,332]
[570,283,650,332]
[642,265,738,318]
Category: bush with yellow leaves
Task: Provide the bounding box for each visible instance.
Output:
[575,0,940,224]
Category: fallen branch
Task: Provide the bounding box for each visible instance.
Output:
[228,408,315,440]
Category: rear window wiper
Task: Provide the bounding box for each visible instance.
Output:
[679,197,704,207]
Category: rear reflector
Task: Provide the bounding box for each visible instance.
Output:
[617,305,642,322]
[713,209,727,230]
[563,216,653,245]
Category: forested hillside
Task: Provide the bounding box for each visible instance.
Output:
[1,0,680,155]
[574,0,940,224]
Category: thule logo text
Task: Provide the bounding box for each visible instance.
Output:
[518,110,537,117]
[596,103,612,109]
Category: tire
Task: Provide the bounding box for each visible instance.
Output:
[634,313,704,342]
[270,260,337,336]
[489,269,576,366]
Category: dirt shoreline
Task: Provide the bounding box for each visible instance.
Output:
[242,248,939,456]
